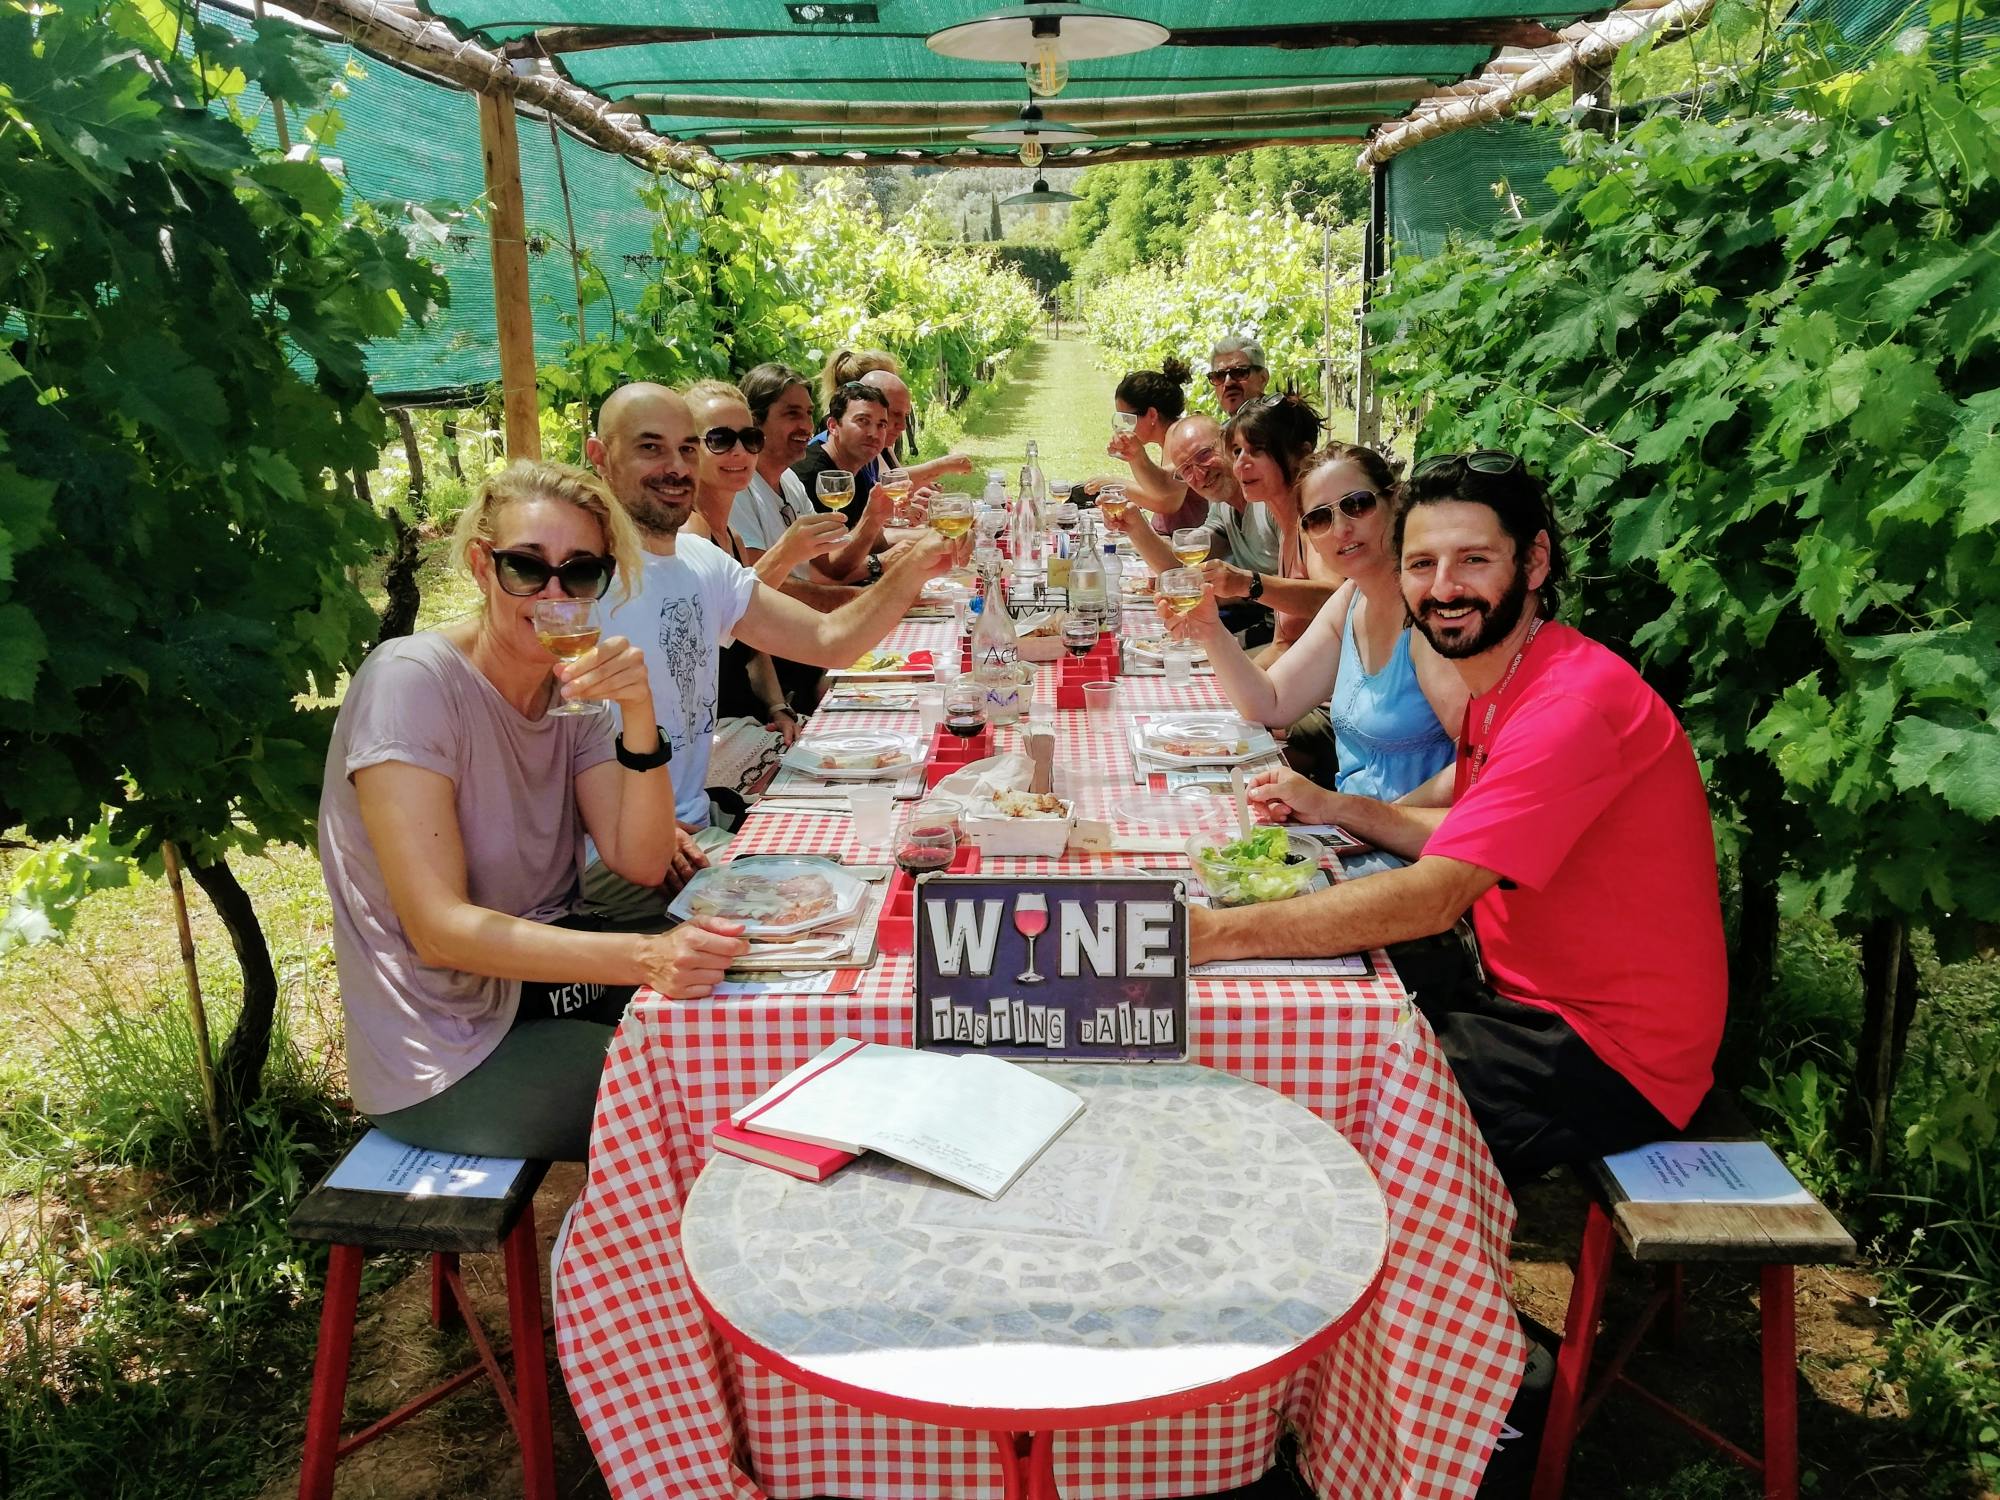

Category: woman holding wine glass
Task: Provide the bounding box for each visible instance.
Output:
[1102,359,1204,530]
[316,459,751,1162]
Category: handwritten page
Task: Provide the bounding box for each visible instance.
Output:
[323,1129,521,1199]
[1602,1140,1814,1205]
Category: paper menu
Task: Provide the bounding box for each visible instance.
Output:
[1601,1140,1814,1205]
[733,1039,1085,1200]
[323,1129,521,1199]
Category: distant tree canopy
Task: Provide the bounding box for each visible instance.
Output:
[1062,147,1370,283]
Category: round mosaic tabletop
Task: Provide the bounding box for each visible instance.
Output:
[682,1063,1387,1425]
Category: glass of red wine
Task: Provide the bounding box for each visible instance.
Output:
[943,680,988,739]
[896,820,958,880]
[1062,614,1099,657]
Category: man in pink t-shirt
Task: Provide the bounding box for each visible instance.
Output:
[1189,452,1726,1183]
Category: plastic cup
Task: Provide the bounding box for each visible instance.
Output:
[848,784,895,848]
[1164,652,1193,688]
[1083,681,1119,724]
[1028,700,1055,732]
[915,686,944,737]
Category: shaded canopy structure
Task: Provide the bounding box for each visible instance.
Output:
[388,0,1707,167]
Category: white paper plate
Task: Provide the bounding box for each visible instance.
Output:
[1141,713,1275,766]
[667,857,867,938]
[782,730,924,780]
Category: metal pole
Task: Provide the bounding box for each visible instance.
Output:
[1321,222,1336,421]
[1354,162,1388,448]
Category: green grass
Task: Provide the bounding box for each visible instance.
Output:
[930,337,1121,496]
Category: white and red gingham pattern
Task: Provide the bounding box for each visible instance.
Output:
[553,607,1527,1500]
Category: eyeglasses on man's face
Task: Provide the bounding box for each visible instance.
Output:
[1206,364,1264,385]
[1172,445,1221,485]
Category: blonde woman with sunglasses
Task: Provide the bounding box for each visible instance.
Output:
[316,459,752,1162]
[1162,443,1466,810]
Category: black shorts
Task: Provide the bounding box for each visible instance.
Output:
[1414,965,1678,1188]
[511,912,638,1029]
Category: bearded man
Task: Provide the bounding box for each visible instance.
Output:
[1189,450,1727,1184]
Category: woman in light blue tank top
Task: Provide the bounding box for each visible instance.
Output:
[1163,443,1468,809]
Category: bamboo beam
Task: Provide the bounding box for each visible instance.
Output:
[515,18,1558,57]
[1361,0,1717,166]
[479,86,541,461]
[608,78,1439,128]
[675,112,1401,149]
[727,133,1377,168]
[276,0,721,174]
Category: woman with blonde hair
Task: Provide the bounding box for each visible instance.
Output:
[317,458,749,1160]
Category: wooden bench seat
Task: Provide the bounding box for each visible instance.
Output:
[1530,1096,1857,1500]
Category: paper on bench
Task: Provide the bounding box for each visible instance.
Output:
[324,1128,522,1199]
[1602,1140,1814,1205]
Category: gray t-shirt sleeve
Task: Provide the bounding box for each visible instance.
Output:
[342,647,462,784]
[572,707,620,778]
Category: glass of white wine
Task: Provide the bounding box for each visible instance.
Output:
[532,598,607,717]
[1171,527,1211,569]
[1158,567,1206,671]
[876,467,915,524]
[928,493,974,540]
[1097,483,1129,526]
[816,470,857,513]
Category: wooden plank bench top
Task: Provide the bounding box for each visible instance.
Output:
[1579,1095,1857,1266]
[291,1137,550,1256]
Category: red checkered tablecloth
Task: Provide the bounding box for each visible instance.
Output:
[553,604,1526,1500]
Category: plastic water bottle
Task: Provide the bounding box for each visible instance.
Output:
[1101,542,1124,610]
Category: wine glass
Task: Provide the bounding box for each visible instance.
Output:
[1013,893,1049,984]
[816,470,857,513]
[943,680,988,739]
[1062,613,1099,657]
[1097,483,1129,527]
[1113,411,1139,437]
[928,493,974,540]
[896,819,958,879]
[1158,567,1206,655]
[877,468,915,525]
[532,598,607,717]
[1171,527,1211,569]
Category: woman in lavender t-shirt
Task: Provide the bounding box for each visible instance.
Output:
[317,460,749,1160]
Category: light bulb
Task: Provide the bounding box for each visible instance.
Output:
[1025,41,1068,99]
[1018,137,1045,168]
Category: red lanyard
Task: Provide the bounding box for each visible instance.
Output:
[1461,616,1544,789]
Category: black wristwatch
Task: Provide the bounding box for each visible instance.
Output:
[1246,572,1265,601]
[614,729,672,771]
[865,554,884,583]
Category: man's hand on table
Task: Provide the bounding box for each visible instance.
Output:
[1245,766,1340,826]
[636,916,748,998]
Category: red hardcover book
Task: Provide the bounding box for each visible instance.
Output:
[711,1120,858,1182]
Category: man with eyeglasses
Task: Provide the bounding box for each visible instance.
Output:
[1206,334,1269,416]
[581,383,957,922]
[1190,451,1727,1184]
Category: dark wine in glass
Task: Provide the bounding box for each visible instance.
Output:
[945,713,986,739]
[897,823,957,878]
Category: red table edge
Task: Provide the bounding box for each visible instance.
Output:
[686,1246,1388,1435]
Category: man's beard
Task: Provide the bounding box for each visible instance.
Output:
[1412,565,1533,660]
[623,477,694,536]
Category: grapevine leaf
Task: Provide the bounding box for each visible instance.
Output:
[0,603,48,700]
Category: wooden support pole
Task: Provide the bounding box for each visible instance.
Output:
[479,85,541,462]
[1354,163,1388,451]
[1573,55,1616,135]
[160,842,225,1153]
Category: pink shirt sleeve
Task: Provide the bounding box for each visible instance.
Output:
[1423,691,1634,891]
[342,649,461,783]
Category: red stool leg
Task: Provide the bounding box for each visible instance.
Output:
[298,1244,364,1500]
[501,1202,557,1500]
[1761,1264,1798,1500]
[1531,1200,1618,1500]
[431,1251,460,1329]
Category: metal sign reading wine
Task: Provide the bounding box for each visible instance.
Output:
[912,874,1188,1062]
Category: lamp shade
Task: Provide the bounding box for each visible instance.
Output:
[967,102,1097,145]
[928,3,1170,63]
[999,175,1082,207]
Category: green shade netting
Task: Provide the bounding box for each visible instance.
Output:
[208,6,678,400]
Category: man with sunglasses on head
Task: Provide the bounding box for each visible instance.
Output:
[580,383,959,924]
[1207,334,1269,417]
[1190,451,1727,1185]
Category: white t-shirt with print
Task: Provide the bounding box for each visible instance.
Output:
[599,534,759,827]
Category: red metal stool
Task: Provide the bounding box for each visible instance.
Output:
[1529,1103,1856,1500]
[289,1135,555,1500]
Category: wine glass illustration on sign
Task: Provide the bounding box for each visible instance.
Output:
[1014,892,1049,984]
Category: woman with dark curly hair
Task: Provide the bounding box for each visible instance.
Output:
[1102,357,1209,533]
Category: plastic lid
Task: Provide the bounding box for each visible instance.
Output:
[968,596,984,615]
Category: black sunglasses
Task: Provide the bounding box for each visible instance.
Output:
[702,425,766,455]
[1301,490,1380,535]
[487,546,616,600]
[1207,365,1265,383]
[1412,448,1521,480]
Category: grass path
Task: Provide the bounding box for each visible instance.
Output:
[934,338,1119,495]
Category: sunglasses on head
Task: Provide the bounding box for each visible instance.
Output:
[1412,448,1521,481]
[1207,365,1264,384]
[486,546,616,600]
[702,425,766,455]
[1301,490,1380,535]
